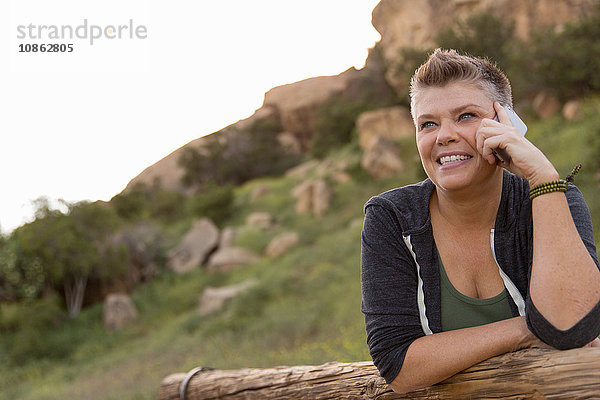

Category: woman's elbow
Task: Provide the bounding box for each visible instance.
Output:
[389,380,412,394]
[527,296,600,349]
[389,374,423,394]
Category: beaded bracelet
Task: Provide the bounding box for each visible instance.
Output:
[529,180,568,199]
[529,163,582,200]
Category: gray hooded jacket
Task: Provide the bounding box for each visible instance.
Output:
[361,170,600,384]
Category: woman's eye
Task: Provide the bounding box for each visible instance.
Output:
[419,121,436,130]
[459,113,476,121]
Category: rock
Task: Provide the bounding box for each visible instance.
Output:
[206,247,259,272]
[357,106,415,149]
[265,232,300,258]
[312,179,332,218]
[250,185,272,202]
[291,179,332,217]
[562,99,582,121]
[277,132,302,155]
[103,293,138,331]
[167,219,219,274]
[533,91,561,119]
[245,212,273,229]
[198,280,258,316]
[291,181,314,214]
[361,136,405,179]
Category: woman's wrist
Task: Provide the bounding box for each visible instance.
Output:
[512,316,537,351]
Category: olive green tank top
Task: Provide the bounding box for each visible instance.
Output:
[439,256,513,331]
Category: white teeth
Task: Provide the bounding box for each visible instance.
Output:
[439,155,471,165]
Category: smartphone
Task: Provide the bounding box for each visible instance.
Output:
[492,104,527,164]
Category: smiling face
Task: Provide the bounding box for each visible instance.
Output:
[413,81,501,193]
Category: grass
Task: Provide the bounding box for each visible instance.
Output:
[2,97,600,399]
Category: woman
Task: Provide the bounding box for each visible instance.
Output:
[360,49,600,394]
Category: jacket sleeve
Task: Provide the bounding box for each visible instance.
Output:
[361,199,426,384]
[525,184,600,349]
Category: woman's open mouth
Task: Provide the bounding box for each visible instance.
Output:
[438,154,472,166]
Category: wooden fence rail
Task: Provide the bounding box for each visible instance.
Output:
[158,347,600,399]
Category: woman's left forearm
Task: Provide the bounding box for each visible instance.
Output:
[530,191,600,330]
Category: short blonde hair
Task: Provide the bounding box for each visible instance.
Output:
[409,48,512,118]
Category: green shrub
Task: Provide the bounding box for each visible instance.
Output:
[111,183,149,220]
[5,295,67,364]
[179,119,301,188]
[234,226,274,254]
[111,183,187,222]
[391,47,432,99]
[310,98,374,159]
[148,189,186,221]
[0,238,45,302]
[524,4,600,101]
[188,184,235,226]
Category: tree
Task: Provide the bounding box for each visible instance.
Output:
[16,200,127,317]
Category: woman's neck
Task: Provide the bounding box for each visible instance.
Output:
[431,170,503,230]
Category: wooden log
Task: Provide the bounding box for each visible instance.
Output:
[158,347,600,399]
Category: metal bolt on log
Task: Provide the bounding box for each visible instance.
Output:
[158,347,600,399]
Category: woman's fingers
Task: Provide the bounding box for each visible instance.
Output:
[493,102,511,125]
[477,133,504,165]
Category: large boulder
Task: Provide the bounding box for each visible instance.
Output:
[291,179,332,217]
[291,180,314,214]
[206,247,259,272]
[357,106,415,149]
[198,280,258,316]
[265,232,300,258]
[361,136,405,179]
[103,293,138,331]
[167,219,219,274]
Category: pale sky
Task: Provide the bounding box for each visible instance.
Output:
[0,0,382,233]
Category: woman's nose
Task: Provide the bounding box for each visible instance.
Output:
[436,122,459,145]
